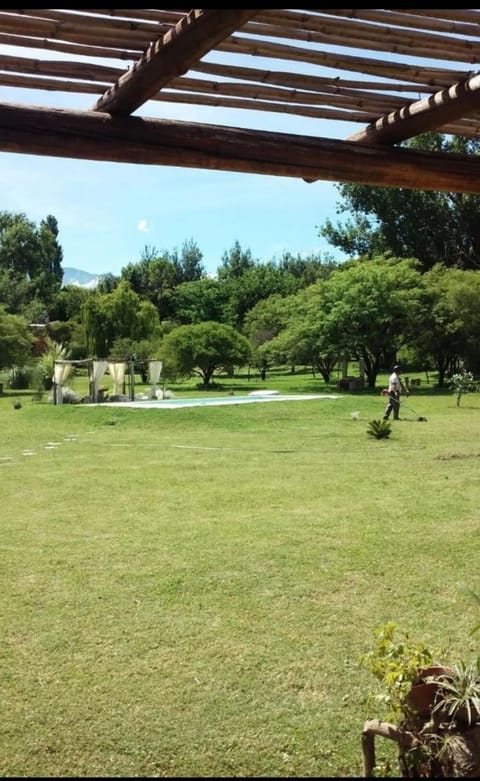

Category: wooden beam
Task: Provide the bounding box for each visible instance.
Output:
[93,9,259,116]
[347,73,480,145]
[1,102,480,194]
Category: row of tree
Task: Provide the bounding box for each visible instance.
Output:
[1,132,480,388]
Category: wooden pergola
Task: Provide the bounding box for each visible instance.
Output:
[2,8,480,193]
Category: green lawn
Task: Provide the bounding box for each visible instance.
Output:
[1,370,479,776]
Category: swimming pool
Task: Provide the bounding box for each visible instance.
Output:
[100,393,338,409]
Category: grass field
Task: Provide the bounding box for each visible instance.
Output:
[1,368,480,776]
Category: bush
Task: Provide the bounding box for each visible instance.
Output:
[367,418,392,439]
[448,370,477,407]
[7,365,31,389]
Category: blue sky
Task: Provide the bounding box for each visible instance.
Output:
[0,47,363,278]
[1,145,348,278]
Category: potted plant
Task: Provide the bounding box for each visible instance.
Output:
[361,623,480,777]
[360,622,446,723]
[405,663,454,718]
[431,658,480,726]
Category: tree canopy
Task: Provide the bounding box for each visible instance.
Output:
[0,211,63,319]
[0,305,34,369]
[320,134,480,272]
[82,280,160,358]
[413,265,480,384]
[2,194,480,389]
[160,321,252,387]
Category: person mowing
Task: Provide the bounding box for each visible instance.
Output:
[383,364,409,421]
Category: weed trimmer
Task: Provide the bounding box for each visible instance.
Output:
[384,393,427,422]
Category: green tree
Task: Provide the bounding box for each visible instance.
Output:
[0,267,30,315]
[96,273,120,294]
[274,283,339,383]
[320,133,480,271]
[414,265,480,385]
[160,321,252,387]
[222,262,299,330]
[0,305,34,369]
[320,256,424,388]
[0,211,63,315]
[277,250,338,286]
[243,293,296,379]
[173,277,228,325]
[121,248,176,316]
[171,238,205,284]
[46,284,92,359]
[42,215,63,280]
[82,281,160,357]
[217,240,256,281]
[50,284,91,322]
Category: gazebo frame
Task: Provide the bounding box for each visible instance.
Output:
[2,9,480,193]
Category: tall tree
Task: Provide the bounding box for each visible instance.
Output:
[82,280,160,357]
[270,283,340,383]
[41,215,63,280]
[96,273,120,294]
[171,238,205,284]
[413,265,480,385]
[320,134,480,271]
[217,240,255,280]
[222,262,299,330]
[50,284,90,324]
[0,211,63,315]
[319,256,424,388]
[243,293,296,380]
[121,253,176,317]
[277,250,338,286]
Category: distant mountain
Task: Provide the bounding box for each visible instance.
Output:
[62,267,99,289]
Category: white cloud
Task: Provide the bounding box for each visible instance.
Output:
[137,219,149,233]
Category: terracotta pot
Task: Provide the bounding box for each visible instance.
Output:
[415,665,453,682]
[407,682,440,716]
[407,666,454,717]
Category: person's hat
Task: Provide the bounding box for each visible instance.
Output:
[393,364,401,371]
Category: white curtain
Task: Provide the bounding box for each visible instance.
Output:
[108,361,127,396]
[148,360,162,399]
[53,361,73,404]
[91,360,107,402]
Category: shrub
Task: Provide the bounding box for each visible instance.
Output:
[448,370,477,407]
[7,365,31,389]
[367,418,392,439]
[38,336,72,390]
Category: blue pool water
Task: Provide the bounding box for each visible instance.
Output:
[101,393,338,409]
